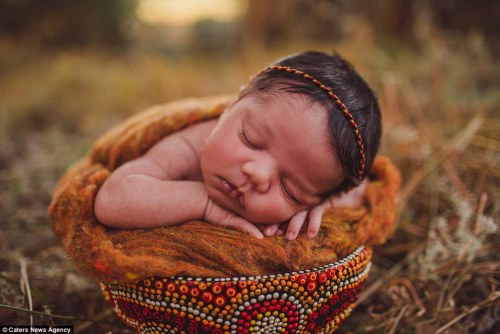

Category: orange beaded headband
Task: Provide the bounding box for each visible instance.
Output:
[264,65,366,182]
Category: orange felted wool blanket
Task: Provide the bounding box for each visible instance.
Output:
[49,95,401,284]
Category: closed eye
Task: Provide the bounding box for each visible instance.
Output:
[239,126,261,150]
[281,178,300,205]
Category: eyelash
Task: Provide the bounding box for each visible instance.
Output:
[239,127,261,150]
[281,179,300,204]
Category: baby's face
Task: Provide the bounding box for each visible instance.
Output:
[200,92,342,224]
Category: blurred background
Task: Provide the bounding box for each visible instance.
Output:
[0,0,498,333]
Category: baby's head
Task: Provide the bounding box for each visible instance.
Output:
[201,51,381,224]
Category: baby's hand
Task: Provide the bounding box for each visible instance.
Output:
[261,213,307,240]
[204,198,264,239]
[267,180,368,240]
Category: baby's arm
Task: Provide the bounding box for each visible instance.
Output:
[94,156,208,228]
[263,180,367,239]
[94,128,263,238]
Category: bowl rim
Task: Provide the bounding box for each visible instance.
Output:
[103,245,371,285]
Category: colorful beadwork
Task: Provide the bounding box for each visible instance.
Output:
[101,246,372,334]
[264,65,366,184]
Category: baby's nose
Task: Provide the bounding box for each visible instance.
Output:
[242,161,272,194]
[254,178,270,193]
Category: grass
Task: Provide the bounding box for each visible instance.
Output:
[0,29,498,333]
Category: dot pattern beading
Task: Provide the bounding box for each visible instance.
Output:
[101,246,372,334]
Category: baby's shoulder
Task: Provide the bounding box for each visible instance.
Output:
[144,119,218,179]
[156,118,217,154]
[178,118,218,147]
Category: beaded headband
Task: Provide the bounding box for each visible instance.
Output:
[263,65,366,183]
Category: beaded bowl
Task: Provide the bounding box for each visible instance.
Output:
[49,96,400,333]
[100,246,371,334]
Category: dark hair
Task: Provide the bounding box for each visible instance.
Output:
[240,51,382,193]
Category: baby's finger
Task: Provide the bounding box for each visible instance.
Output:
[286,210,308,240]
[212,210,263,239]
[263,224,281,236]
[306,207,325,239]
[233,219,264,239]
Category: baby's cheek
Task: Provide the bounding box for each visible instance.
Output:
[245,197,296,224]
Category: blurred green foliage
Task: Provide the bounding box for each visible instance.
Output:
[0,0,137,46]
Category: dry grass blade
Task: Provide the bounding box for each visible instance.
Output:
[18,257,33,327]
[388,305,408,334]
[457,192,489,262]
[400,112,485,207]
[357,243,427,305]
[0,303,76,321]
[435,291,500,334]
[73,309,116,334]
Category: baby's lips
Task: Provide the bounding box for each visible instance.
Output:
[219,177,245,209]
[220,178,234,193]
